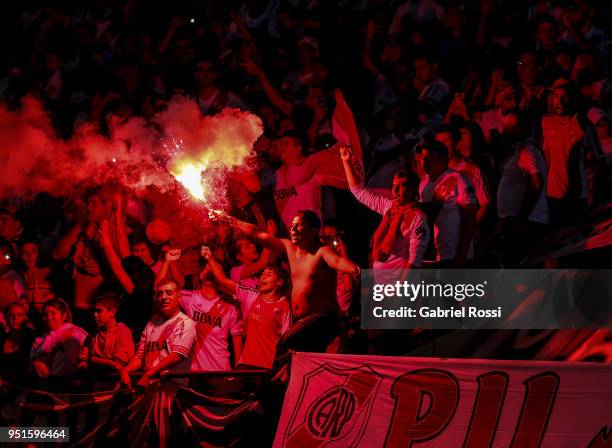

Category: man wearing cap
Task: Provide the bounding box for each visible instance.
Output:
[418,140,479,267]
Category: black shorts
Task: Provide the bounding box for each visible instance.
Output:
[279,310,340,354]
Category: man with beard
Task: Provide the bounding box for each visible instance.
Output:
[226,212,359,353]
[541,78,589,227]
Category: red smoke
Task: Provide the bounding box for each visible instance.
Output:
[0,96,263,211]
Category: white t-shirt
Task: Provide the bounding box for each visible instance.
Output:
[180,291,243,371]
[135,311,196,374]
[498,140,549,224]
[350,185,430,269]
[419,169,478,261]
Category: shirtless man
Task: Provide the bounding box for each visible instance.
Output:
[227,212,360,351]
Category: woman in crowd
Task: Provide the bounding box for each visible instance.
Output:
[29,299,88,383]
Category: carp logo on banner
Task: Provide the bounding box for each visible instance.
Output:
[283,364,382,447]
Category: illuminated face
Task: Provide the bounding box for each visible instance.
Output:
[290,214,316,245]
[421,149,447,176]
[43,305,66,332]
[21,243,39,269]
[87,195,110,224]
[321,225,337,240]
[551,88,570,116]
[7,305,27,331]
[195,61,216,87]
[391,175,410,206]
[500,93,518,114]
[93,304,115,329]
[155,282,180,318]
[176,38,195,64]
[501,113,521,139]
[259,268,282,294]
[414,58,434,84]
[132,242,154,265]
[536,21,557,49]
[199,276,219,299]
[237,239,258,264]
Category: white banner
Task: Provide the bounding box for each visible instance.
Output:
[274,352,612,447]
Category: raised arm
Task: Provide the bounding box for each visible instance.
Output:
[99,220,135,294]
[53,223,81,260]
[241,60,293,116]
[227,215,286,255]
[155,249,182,287]
[341,146,392,215]
[340,146,361,188]
[203,248,237,296]
[362,20,382,77]
[320,246,360,276]
[158,16,183,55]
[113,193,131,259]
[239,220,276,279]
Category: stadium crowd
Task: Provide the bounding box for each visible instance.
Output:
[0,0,611,392]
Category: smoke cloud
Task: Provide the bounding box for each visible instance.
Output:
[0,96,263,210]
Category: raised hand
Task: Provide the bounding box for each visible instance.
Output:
[165,248,181,262]
[200,245,211,259]
[266,219,278,236]
[339,145,353,162]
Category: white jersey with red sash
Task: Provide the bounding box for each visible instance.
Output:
[135,311,195,373]
[180,291,243,371]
